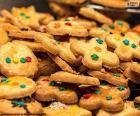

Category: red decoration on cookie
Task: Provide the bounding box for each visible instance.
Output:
[26,56,32,62]
[65,22,72,26]
[83,93,92,99]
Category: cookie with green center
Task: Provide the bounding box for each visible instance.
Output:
[0,42,38,77]
[71,38,119,70]
[88,70,128,86]
[106,32,140,61]
[0,99,42,114]
[0,76,36,99]
[79,85,130,112]
[35,76,78,104]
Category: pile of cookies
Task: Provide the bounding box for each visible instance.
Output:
[0,4,140,116]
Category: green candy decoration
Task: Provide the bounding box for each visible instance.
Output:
[25,16,30,19]
[6,57,11,63]
[123,39,129,45]
[106,96,112,100]
[65,18,71,21]
[11,100,26,107]
[96,38,103,44]
[131,43,137,48]
[20,84,26,88]
[117,86,125,91]
[19,13,25,16]
[109,24,115,29]
[95,90,101,94]
[113,73,120,77]
[117,21,123,26]
[20,58,26,63]
[91,54,99,61]
[49,81,57,86]
[59,87,66,91]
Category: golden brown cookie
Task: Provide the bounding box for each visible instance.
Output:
[35,76,78,103]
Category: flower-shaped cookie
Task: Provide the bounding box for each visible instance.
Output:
[79,85,130,112]
[71,38,119,70]
[106,32,140,61]
[0,76,36,99]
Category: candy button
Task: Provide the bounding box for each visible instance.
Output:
[95,90,101,94]
[114,35,121,41]
[131,43,137,48]
[20,84,26,88]
[106,96,112,100]
[96,38,103,44]
[83,93,92,99]
[13,58,19,64]
[109,24,115,29]
[91,54,99,61]
[59,86,66,91]
[20,58,26,63]
[6,57,11,63]
[113,73,120,77]
[117,86,125,91]
[19,13,25,16]
[26,56,32,62]
[123,39,129,45]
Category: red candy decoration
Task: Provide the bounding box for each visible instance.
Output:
[65,22,72,26]
[83,93,92,99]
[26,56,32,62]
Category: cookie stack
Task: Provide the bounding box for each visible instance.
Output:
[0,4,140,116]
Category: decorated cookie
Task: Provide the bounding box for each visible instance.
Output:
[43,102,92,116]
[91,0,127,8]
[0,76,36,99]
[35,76,78,103]
[96,101,140,116]
[50,71,100,86]
[0,42,38,77]
[88,70,128,86]
[71,38,119,70]
[0,98,43,115]
[106,32,140,61]
[60,16,96,29]
[79,7,113,24]
[46,20,88,37]
[0,28,10,46]
[79,85,130,112]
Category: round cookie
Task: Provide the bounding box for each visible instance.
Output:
[0,76,36,99]
[0,42,38,77]
[0,98,43,115]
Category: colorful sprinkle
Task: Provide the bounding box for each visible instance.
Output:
[94,46,102,52]
[96,38,103,44]
[117,21,123,26]
[117,86,125,91]
[20,58,26,63]
[20,84,26,88]
[11,100,26,107]
[26,56,32,62]
[91,54,99,61]
[5,57,11,63]
[113,73,120,77]
[19,13,25,16]
[65,22,72,26]
[95,90,101,94]
[123,39,129,45]
[131,43,137,48]
[109,24,115,29]
[13,58,19,64]
[83,93,92,99]
[106,96,112,100]
[49,81,57,86]
[59,87,66,91]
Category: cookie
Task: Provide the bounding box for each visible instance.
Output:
[0,98,43,115]
[79,85,130,112]
[79,7,113,24]
[60,16,97,29]
[48,53,78,74]
[50,71,100,85]
[46,21,88,37]
[60,0,86,5]
[133,25,140,35]
[35,76,78,103]
[91,0,127,8]
[0,28,10,46]
[106,32,140,61]
[0,76,36,99]
[88,70,128,86]
[0,42,38,77]
[43,102,92,116]
[71,38,119,70]
[96,101,140,116]
[130,62,140,74]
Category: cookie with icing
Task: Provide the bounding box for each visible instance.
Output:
[0,76,36,99]
[79,84,130,112]
[0,42,38,77]
[43,102,92,116]
[35,76,78,103]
